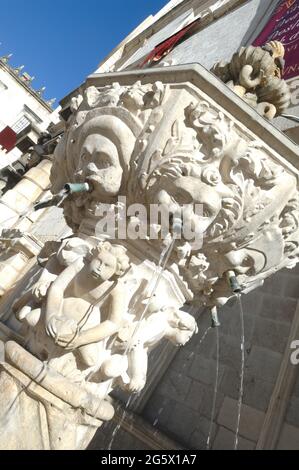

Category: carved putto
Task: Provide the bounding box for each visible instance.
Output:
[211,41,291,119]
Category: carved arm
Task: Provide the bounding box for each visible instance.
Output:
[72,283,127,347]
[45,258,84,333]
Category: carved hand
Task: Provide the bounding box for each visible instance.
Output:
[46,315,78,342]
[46,315,60,338]
[54,332,81,350]
[32,281,52,301]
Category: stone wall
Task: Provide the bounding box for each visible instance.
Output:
[90,264,299,450]
[119,0,298,137]
[143,267,299,449]
[165,0,280,70]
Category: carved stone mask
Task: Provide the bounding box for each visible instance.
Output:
[153,176,222,237]
[221,248,266,276]
[79,133,123,198]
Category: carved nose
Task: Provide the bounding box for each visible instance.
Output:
[86,163,98,173]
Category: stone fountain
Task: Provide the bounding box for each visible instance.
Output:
[0,43,298,449]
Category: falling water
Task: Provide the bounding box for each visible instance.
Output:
[56,192,68,208]
[107,396,134,450]
[198,326,211,348]
[1,207,178,447]
[83,236,177,448]
[124,237,176,357]
[234,294,245,450]
[206,326,219,450]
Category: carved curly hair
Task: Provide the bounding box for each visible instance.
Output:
[88,241,130,277]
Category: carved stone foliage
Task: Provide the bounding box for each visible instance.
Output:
[50,68,299,350]
[2,66,299,449]
[211,41,291,119]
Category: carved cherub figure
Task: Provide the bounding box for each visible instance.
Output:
[46,242,130,372]
[13,238,89,328]
[113,300,198,392]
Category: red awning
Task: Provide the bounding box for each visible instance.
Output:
[140,18,201,68]
[0,126,17,152]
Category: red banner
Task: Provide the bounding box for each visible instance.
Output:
[253,0,299,80]
[0,126,17,153]
[140,18,200,67]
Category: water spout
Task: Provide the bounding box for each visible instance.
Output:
[33,182,91,211]
[226,270,241,294]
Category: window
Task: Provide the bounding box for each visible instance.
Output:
[11,105,43,134]
[11,115,31,134]
[23,105,42,124]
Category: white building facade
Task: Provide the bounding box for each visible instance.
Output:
[0,56,58,170]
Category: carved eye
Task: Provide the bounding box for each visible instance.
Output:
[174,188,193,205]
[243,255,252,266]
[94,153,112,169]
[203,209,211,218]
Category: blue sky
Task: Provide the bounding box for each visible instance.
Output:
[0,0,167,103]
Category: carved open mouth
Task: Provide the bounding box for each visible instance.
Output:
[91,271,101,279]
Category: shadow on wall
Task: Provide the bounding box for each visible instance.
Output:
[241,0,281,47]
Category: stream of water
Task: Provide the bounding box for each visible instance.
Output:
[85,236,177,447]
[107,396,134,450]
[206,325,219,450]
[234,294,245,450]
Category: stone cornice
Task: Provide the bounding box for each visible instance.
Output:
[85,64,299,171]
[0,61,52,113]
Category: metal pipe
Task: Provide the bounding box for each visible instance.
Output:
[226,270,241,293]
[34,182,91,211]
[64,182,91,194]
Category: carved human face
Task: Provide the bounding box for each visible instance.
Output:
[154,176,222,239]
[80,134,123,198]
[213,248,266,277]
[89,251,117,281]
[121,87,145,113]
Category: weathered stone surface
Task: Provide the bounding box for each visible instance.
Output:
[246,347,282,383]
[286,396,299,428]
[252,317,290,354]
[188,416,217,450]
[217,396,265,442]
[188,355,225,386]
[260,293,297,323]
[212,426,256,450]
[277,423,299,450]
[166,402,201,444]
